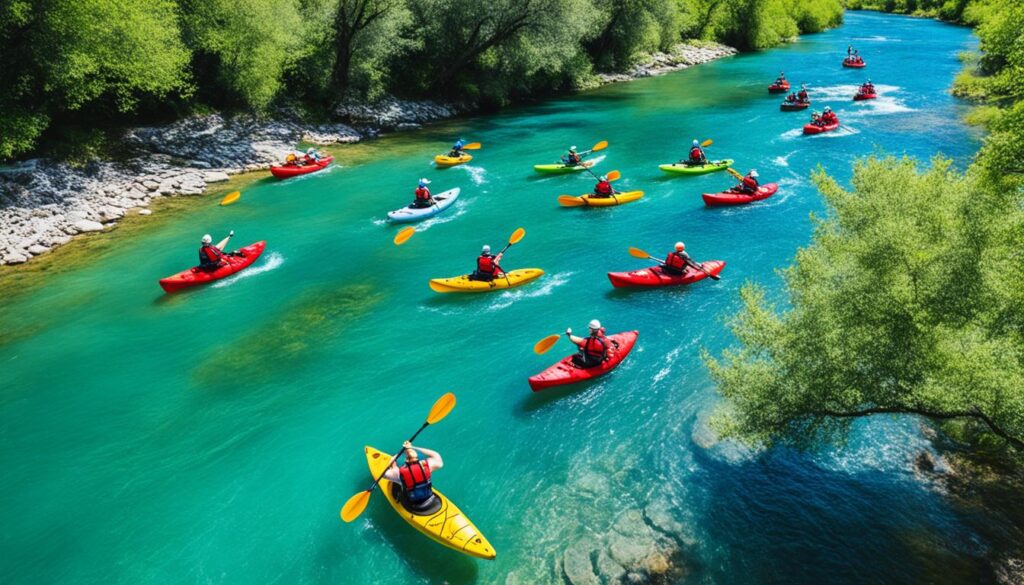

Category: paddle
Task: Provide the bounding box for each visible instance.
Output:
[340,392,457,523]
[628,246,719,280]
[462,142,481,150]
[394,226,416,246]
[566,140,608,168]
[497,228,525,286]
[219,191,241,206]
[533,334,561,355]
[216,230,234,251]
[726,167,744,181]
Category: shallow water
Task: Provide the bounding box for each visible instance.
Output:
[0,12,987,584]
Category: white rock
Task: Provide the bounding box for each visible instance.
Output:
[138,209,152,216]
[27,244,50,255]
[3,252,29,264]
[203,171,230,183]
[73,220,104,233]
[142,180,159,191]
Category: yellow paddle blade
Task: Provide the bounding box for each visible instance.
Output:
[340,490,371,523]
[509,227,526,245]
[463,142,481,150]
[726,168,744,181]
[427,392,456,424]
[701,139,713,147]
[628,246,653,260]
[606,170,621,182]
[558,195,585,207]
[591,140,608,152]
[219,191,240,206]
[393,226,415,246]
[533,334,561,355]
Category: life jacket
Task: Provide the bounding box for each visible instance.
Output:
[689,147,704,162]
[786,94,796,102]
[477,253,498,275]
[743,176,759,190]
[398,460,432,503]
[199,244,223,266]
[823,112,838,124]
[415,186,431,201]
[582,333,608,360]
[665,251,687,272]
[797,90,808,101]
[594,181,613,195]
[567,153,581,165]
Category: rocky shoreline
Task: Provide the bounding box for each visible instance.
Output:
[0,42,734,267]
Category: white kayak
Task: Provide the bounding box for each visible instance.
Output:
[387,188,461,223]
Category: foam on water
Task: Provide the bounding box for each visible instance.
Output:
[458,164,488,185]
[487,271,573,311]
[211,252,284,288]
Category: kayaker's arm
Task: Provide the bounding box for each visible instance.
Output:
[408,444,443,471]
[566,329,586,346]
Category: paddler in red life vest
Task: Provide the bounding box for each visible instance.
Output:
[566,320,613,368]
[592,175,615,199]
[686,139,707,166]
[733,169,759,195]
[662,242,700,276]
[471,244,504,281]
[412,178,434,208]
[821,106,838,125]
[564,146,582,166]
[797,85,809,102]
[860,79,875,95]
[382,441,443,511]
[199,232,230,270]
[774,72,786,85]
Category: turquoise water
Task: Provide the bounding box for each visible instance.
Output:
[0,12,987,584]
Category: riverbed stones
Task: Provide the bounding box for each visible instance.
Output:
[73,220,104,233]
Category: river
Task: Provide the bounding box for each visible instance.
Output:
[0,11,986,585]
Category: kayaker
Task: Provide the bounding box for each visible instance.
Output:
[662,242,699,276]
[563,146,582,166]
[861,80,875,94]
[412,178,434,208]
[448,138,466,158]
[198,233,238,270]
[686,140,707,165]
[810,110,822,126]
[775,72,786,85]
[285,152,298,166]
[592,175,615,198]
[566,320,612,368]
[847,45,853,57]
[822,106,838,125]
[797,85,809,102]
[303,147,321,164]
[383,441,443,511]
[785,92,798,103]
[733,170,760,195]
[471,244,504,281]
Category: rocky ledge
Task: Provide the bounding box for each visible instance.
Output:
[597,42,737,84]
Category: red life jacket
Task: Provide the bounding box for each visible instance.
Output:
[582,333,608,360]
[200,244,223,265]
[477,253,498,275]
[415,187,431,201]
[743,176,759,190]
[665,251,687,271]
[797,90,808,101]
[689,147,703,162]
[398,460,432,502]
[594,181,613,195]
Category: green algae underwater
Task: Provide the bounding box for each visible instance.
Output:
[0,12,1000,584]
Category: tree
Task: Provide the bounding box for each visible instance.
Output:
[328,0,409,99]
[705,157,1024,452]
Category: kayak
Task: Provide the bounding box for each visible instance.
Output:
[158,241,266,293]
[768,82,790,93]
[702,183,779,207]
[434,154,472,167]
[429,268,544,293]
[607,260,726,288]
[562,190,643,207]
[270,156,333,179]
[533,160,595,174]
[780,101,810,111]
[843,59,866,68]
[528,331,639,392]
[658,160,734,175]
[803,121,840,135]
[364,446,496,560]
[853,92,877,101]
[387,188,460,223]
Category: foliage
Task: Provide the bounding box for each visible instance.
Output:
[706,158,1024,451]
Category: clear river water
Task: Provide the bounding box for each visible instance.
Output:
[0,11,987,585]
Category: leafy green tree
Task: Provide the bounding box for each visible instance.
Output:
[327,0,412,100]
[706,157,1024,452]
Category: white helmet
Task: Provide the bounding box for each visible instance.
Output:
[418,178,431,185]
[749,170,759,178]
[569,145,577,151]
[482,244,491,253]
[692,139,700,147]
[201,234,212,244]
[588,319,602,330]
[306,147,315,154]
[675,242,685,251]
[824,106,832,113]
[599,175,607,181]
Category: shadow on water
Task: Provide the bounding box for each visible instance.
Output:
[516,376,605,415]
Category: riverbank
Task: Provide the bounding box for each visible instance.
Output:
[0,41,735,268]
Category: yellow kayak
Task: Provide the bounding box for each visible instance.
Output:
[562,190,644,207]
[365,446,496,560]
[434,154,472,167]
[429,268,544,293]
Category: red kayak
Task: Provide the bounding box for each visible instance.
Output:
[803,121,840,134]
[853,92,877,101]
[270,156,334,179]
[158,241,266,293]
[607,260,725,288]
[842,58,866,68]
[702,183,778,207]
[780,101,810,111]
[768,82,790,93]
[528,331,638,392]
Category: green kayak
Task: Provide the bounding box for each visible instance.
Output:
[658,159,734,175]
[533,160,595,174]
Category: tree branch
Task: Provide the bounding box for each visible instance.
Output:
[811,405,1023,449]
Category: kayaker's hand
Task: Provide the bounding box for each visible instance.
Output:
[402,441,412,449]
[229,230,234,237]
[565,328,572,335]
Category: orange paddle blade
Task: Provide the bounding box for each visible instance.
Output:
[533,334,561,355]
[463,142,481,150]
[591,140,608,152]
[701,139,713,147]
[393,226,415,246]
[427,392,456,424]
[628,247,653,260]
[726,168,744,181]
[219,191,241,206]
[340,490,371,523]
[606,170,621,182]
[558,195,585,207]
[509,227,526,245]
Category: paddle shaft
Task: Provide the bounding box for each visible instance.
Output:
[364,422,432,495]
